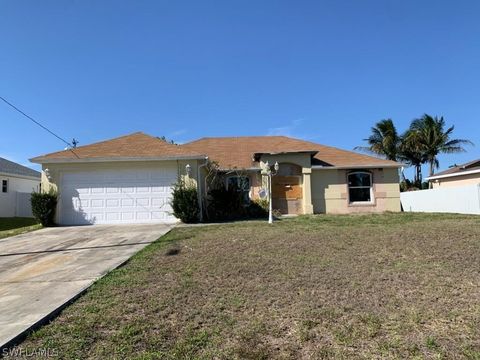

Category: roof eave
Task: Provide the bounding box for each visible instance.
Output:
[0,171,41,180]
[312,164,402,170]
[218,167,262,172]
[252,150,319,162]
[30,155,207,164]
[426,168,480,181]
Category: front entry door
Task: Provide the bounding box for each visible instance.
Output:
[272,175,303,214]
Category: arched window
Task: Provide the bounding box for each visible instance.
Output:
[347,171,373,203]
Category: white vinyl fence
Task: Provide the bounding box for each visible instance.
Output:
[0,191,34,218]
[400,184,480,215]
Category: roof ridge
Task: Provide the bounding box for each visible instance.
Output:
[72,131,149,150]
[32,132,157,159]
[183,135,293,145]
[183,135,398,164]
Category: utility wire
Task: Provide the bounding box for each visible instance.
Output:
[0,95,73,148]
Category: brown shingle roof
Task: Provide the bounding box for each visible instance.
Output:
[182,136,400,169]
[429,159,480,178]
[31,132,401,169]
[30,132,204,163]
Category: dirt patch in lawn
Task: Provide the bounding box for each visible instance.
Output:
[6,213,480,359]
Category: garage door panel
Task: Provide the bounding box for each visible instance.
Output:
[121,212,134,221]
[121,198,134,207]
[136,212,150,221]
[106,199,120,207]
[91,199,104,208]
[60,168,177,225]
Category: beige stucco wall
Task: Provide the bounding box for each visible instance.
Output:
[311,168,401,214]
[260,153,312,169]
[431,173,480,188]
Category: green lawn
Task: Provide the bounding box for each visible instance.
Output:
[7,213,480,359]
[0,217,41,240]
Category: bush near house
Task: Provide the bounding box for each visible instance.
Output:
[30,190,58,227]
[206,186,244,221]
[201,161,267,222]
[171,182,200,223]
[246,199,268,218]
[206,187,268,221]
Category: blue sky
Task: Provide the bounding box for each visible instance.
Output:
[1,1,479,177]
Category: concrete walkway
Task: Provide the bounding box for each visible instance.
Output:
[0,224,172,349]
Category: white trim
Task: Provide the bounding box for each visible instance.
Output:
[30,155,206,164]
[312,164,402,170]
[218,167,261,172]
[0,172,40,181]
[347,171,374,204]
[426,168,480,181]
[221,165,402,172]
[1,178,8,193]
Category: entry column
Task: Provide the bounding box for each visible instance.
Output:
[302,168,314,214]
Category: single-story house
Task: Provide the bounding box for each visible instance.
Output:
[427,159,480,188]
[0,157,41,217]
[31,132,401,225]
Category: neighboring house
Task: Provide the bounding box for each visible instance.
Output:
[427,159,480,188]
[0,157,41,217]
[31,132,402,225]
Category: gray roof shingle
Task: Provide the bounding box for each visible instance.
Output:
[0,157,41,178]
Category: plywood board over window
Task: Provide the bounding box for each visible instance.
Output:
[272,163,303,214]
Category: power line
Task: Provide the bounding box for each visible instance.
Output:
[0,95,73,148]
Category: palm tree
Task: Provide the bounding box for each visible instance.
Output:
[409,114,473,177]
[355,119,401,161]
[400,129,425,185]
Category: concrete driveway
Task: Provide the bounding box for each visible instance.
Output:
[0,224,172,349]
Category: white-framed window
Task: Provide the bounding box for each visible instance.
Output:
[347,171,373,203]
[226,176,250,203]
[1,179,7,193]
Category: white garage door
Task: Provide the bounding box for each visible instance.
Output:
[60,166,178,225]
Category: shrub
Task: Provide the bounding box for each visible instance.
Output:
[171,181,200,223]
[400,179,429,192]
[246,199,268,219]
[31,190,58,226]
[206,186,245,221]
[206,188,268,221]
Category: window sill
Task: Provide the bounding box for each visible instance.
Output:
[348,201,376,207]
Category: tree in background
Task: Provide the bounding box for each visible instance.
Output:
[408,114,473,178]
[354,119,401,161]
[356,115,473,190]
[399,128,425,186]
[158,136,176,144]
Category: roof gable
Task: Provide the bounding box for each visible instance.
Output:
[31,132,204,163]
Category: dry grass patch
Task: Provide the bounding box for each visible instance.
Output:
[7,213,480,359]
